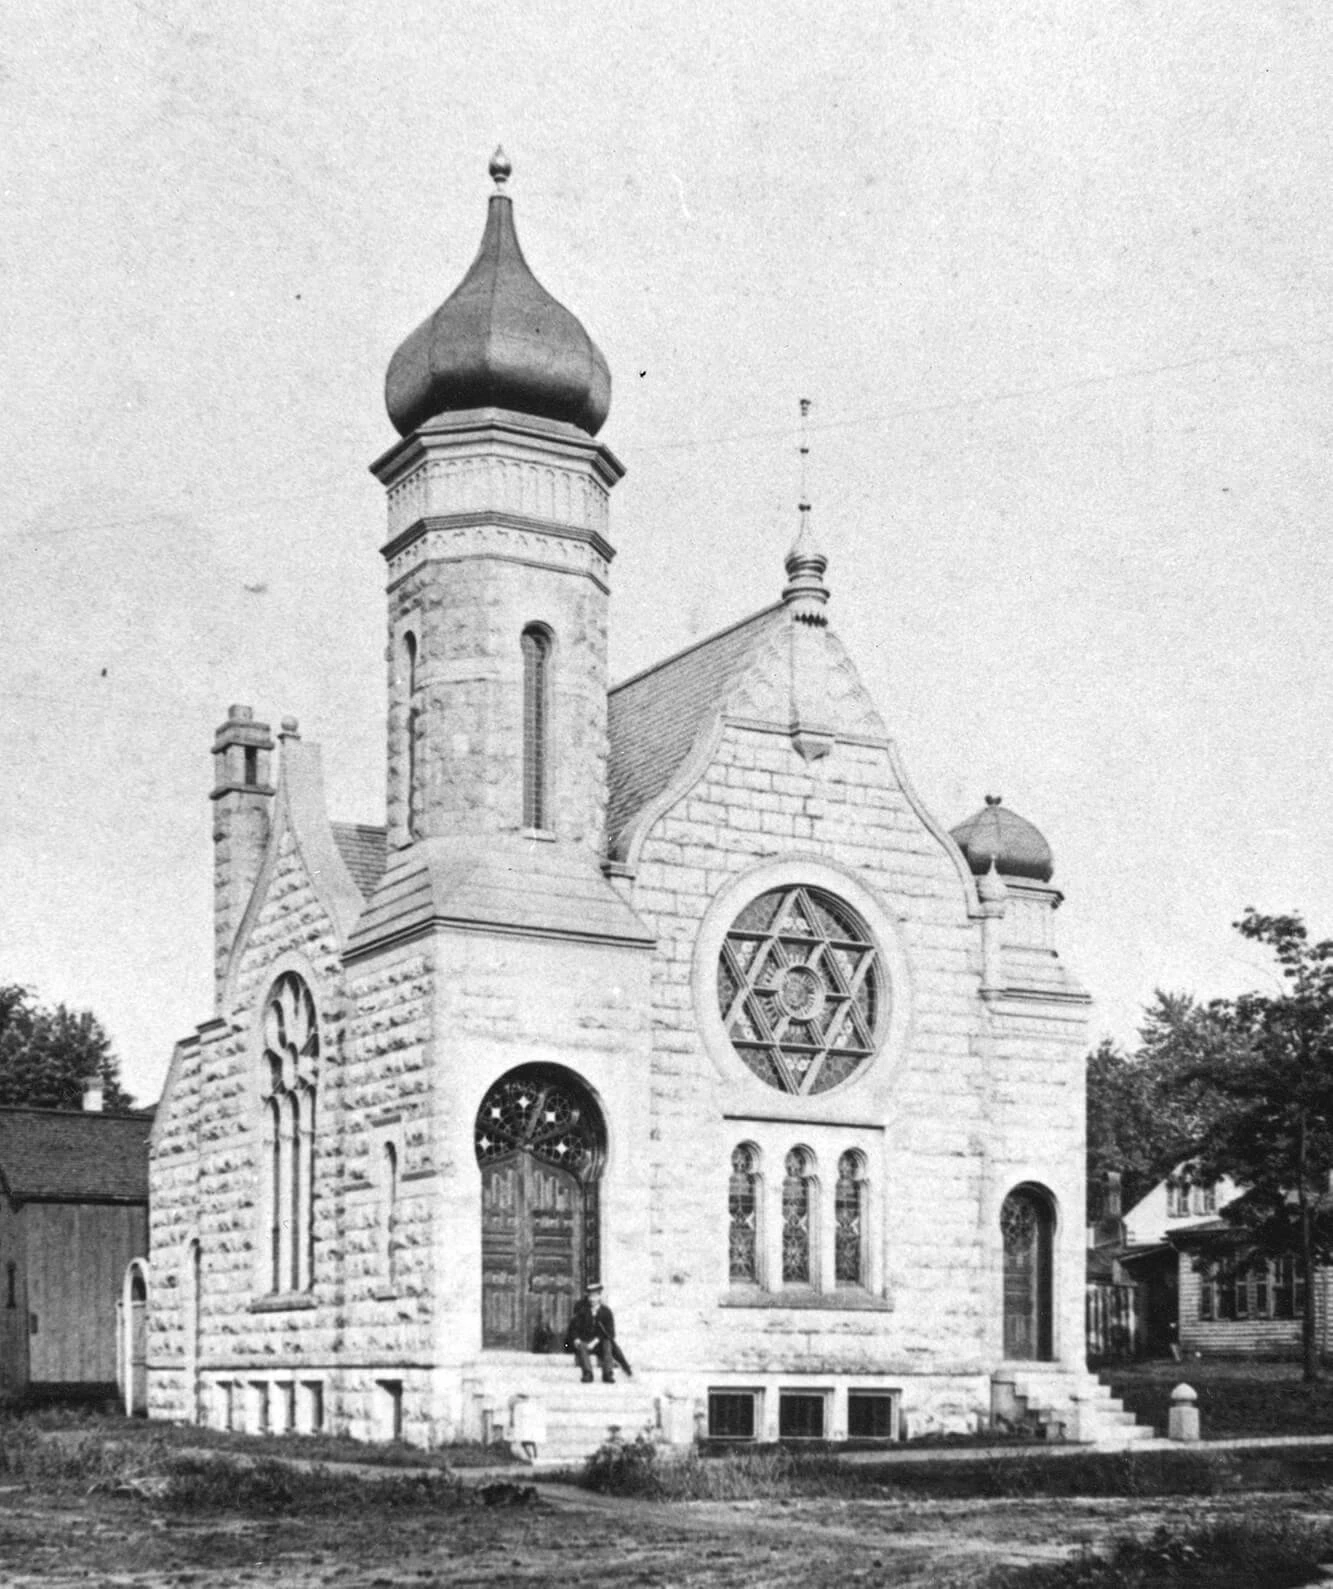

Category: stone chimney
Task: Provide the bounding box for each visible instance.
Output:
[82,1075,104,1113]
[211,705,275,1002]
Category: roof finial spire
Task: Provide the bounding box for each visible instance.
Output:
[489,145,512,190]
[782,397,829,625]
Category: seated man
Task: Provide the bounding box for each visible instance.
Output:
[564,1283,625,1383]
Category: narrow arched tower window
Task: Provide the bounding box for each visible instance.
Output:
[521,626,551,830]
[384,1141,399,1284]
[403,632,420,840]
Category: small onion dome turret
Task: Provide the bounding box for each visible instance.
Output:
[386,149,611,439]
[951,794,1054,883]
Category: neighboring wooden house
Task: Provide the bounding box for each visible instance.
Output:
[0,1107,153,1401]
[1120,1171,1333,1358]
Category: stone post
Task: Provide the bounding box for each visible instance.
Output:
[1168,1382,1200,1442]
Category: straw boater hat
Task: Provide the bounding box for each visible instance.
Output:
[587,1282,603,1294]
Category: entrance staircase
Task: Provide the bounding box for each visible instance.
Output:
[462,1353,660,1466]
[993,1367,1155,1447]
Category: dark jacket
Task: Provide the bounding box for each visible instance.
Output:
[565,1298,615,1349]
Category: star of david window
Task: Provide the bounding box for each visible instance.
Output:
[474,1073,600,1179]
[716,886,882,1094]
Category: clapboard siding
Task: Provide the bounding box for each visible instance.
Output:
[25,1205,148,1385]
[1179,1255,1333,1356]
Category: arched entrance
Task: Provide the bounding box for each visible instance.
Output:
[1001,1185,1055,1361]
[475,1066,605,1351]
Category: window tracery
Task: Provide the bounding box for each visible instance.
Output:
[474,1073,599,1178]
[728,1144,760,1283]
[716,886,881,1094]
[259,973,319,1294]
[781,1147,815,1284]
[834,1150,866,1286]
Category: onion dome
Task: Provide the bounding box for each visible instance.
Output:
[385,149,611,439]
[951,794,1054,883]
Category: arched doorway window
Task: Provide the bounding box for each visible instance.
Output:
[475,1066,604,1351]
[1001,1184,1055,1361]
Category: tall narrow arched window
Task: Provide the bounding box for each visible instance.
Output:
[835,1150,868,1287]
[384,1142,399,1285]
[260,973,320,1295]
[782,1147,816,1285]
[521,626,551,830]
[728,1144,761,1284]
[403,632,420,840]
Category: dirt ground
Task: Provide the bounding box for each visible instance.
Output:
[3,1479,1333,1588]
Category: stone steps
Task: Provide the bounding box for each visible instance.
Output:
[462,1353,658,1464]
[998,1370,1156,1447]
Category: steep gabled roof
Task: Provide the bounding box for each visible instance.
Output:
[0,1108,154,1203]
[606,604,784,856]
[332,822,388,898]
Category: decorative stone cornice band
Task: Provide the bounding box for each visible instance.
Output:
[384,515,613,591]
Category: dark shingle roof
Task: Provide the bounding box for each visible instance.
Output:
[606,605,783,856]
[332,823,388,898]
[0,1108,153,1203]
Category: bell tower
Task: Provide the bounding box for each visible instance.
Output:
[370,151,624,854]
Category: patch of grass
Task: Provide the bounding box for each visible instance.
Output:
[990,1515,1333,1588]
[157,1455,469,1514]
[1108,1357,1333,1439]
[581,1435,1333,1503]
[0,1407,510,1471]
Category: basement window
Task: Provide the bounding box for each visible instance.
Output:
[847,1390,899,1442]
[707,1390,758,1441]
[778,1391,826,1441]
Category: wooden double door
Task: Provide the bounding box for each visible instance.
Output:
[476,1067,603,1351]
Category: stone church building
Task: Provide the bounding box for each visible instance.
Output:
[148,154,1117,1454]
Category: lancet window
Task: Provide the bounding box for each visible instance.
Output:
[403,631,420,840]
[521,626,551,830]
[259,973,319,1294]
[781,1147,816,1285]
[834,1149,867,1286]
[728,1144,761,1284]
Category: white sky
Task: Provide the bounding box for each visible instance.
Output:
[1,1,1329,1106]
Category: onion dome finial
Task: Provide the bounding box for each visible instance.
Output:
[781,398,829,624]
[385,155,611,438]
[951,797,1055,883]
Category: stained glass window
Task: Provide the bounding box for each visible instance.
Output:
[782,1147,814,1284]
[729,1144,760,1283]
[835,1150,866,1286]
[717,886,881,1093]
[474,1072,599,1179]
[260,973,319,1294]
[521,627,551,830]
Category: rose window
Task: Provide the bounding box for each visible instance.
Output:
[717,886,882,1094]
[474,1073,599,1178]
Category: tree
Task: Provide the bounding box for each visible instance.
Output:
[1177,911,1333,1382]
[1086,994,1232,1214]
[0,984,133,1112]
